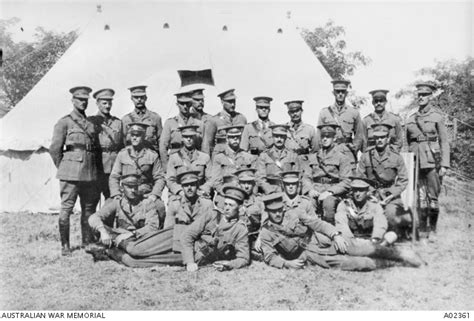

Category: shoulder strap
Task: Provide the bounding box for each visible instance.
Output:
[118,199,139,228]
[126,148,144,176]
[67,115,96,144]
[316,152,339,179]
[368,149,388,186]
[100,120,118,147]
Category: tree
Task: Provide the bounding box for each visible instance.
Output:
[0,18,77,117]
[395,58,474,177]
[301,20,371,79]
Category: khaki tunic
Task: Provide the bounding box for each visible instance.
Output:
[122,108,163,151]
[285,121,318,155]
[303,145,352,195]
[406,104,450,169]
[335,199,387,240]
[164,196,213,252]
[317,103,365,153]
[362,111,403,151]
[49,109,100,181]
[109,146,165,198]
[159,114,204,168]
[88,196,160,239]
[166,148,213,195]
[202,110,247,155]
[357,147,408,200]
[181,210,250,269]
[283,194,317,217]
[88,112,123,174]
[240,119,275,155]
[240,194,264,235]
[210,146,256,190]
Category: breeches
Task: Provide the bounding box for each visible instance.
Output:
[418,168,441,207]
[59,180,100,225]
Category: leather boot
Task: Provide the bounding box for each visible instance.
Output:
[371,245,422,267]
[59,222,71,256]
[81,214,95,247]
[428,207,439,242]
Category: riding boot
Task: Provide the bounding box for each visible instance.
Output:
[81,214,95,247]
[59,222,71,256]
[371,245,422,267]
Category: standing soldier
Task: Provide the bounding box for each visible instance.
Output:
[241,96,275,155]
[166,125,213,200]
[202,89,247,156]
[109,122,166,228]
[210,125,255,192]
[363,89,403,151]
[122,85,163,152]
[284,100,318,156]
[159,91,204,168]
[190,88,212,124]
[88,88,123,199]
[256,124,307,194]
[406,82,449,241]
[357,123,410,238]
[317,79,365,165]
[304,122,352,225]
[49,86,100,256]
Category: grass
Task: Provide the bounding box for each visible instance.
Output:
[0,192,472,310]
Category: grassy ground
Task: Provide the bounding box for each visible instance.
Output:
[0,193,472,310]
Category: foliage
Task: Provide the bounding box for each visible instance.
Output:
[301,20,371,79]
[0,18,77,117]
[395,58,474,177]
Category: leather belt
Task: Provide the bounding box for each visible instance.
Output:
[64,144,96,152]
[170,143,182,149]
[175,219,191,225]
[410,136,438,143]
[313,177,339,184]
[295,148,309,155]
[101,146,119,152]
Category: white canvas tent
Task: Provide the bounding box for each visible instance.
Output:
[0,4,333,212]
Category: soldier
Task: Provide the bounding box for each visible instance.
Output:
[406,82,450,241]
[202,89,247,156]
[88,88,123,199]
[304,122,352,225]
[258,193,422,271]
[122,85,163,152]
[335,177,391,244]
[190,88,212,124]
[363,89,403,151]
[49,86,100,255]
[235,167,264,257]
[166,125,212,200]
[357,123,410,237]
[255,124,306,194]
[159,91,204,168]
[109,122,166,228]
[284,100,318,155]
[240,96,275,155]
[280,171,317,217]
[87,174,182,267]
[209,125,255,192]
[317,79,365,165]
[181,185,250,272]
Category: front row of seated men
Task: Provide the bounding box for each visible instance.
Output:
[87,166,423,271]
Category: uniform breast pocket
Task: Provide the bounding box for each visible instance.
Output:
[66,128,87,144]
[422,120,437,133]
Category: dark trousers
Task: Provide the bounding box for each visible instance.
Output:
[98,173,111,200]
[59,180,100,246]
[418,168,441,232]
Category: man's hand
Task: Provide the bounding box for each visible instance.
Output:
[99,228,113,248]
[333,234,348,254]
[439,166,447,177]
[254,236,262,252]
[284,259,305,269]
[318,191,333,201]
[380,195,395,207]
[113,231,134,246]
[213,260,232,272]
[308,189,320,199]
[186,263,198,272]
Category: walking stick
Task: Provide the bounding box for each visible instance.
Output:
[412,151,419,244]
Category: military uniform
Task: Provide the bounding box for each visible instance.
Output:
[363,111,403,151]
[159,114,204,168]
[282,194,317,218]
[49,86,100,254]
[260,193,421,270]
[406,83,450,236]
[88,176,181,268]
[285,121,318,155]
[210,145,255,190]
[202,89,247,156]
[241,119,275,155]
[122,109,163,152]
[88,108,123,199]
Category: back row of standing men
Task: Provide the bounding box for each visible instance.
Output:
[49,79,449,260]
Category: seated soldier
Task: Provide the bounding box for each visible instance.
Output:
[235,167,264,258]
[258,193,423,271]
[336,177,397,245]
[181,185,250,272]
[109,122,166,228]
[87,174,182,267]
[166,125,212,200]
[280,171,317,217]
[256,124,307,194]
[303,121,352,225]
[357,123,410,238]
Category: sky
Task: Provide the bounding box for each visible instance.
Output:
[1,0,472,113]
